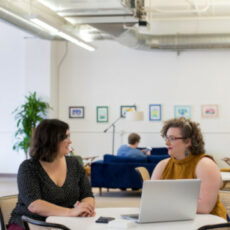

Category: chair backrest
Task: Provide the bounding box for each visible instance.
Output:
[135,167,150,182]
[0,195,18,230]
[198,223,230,230]
[219,191,230,216]
[22,216,70,230]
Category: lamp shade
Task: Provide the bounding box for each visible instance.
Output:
[125,111,144,121]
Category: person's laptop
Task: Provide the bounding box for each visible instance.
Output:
[121,179,201,223]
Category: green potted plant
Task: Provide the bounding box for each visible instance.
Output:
[13,92,51,159]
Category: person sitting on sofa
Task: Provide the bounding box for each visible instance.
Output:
[117,133,150,158]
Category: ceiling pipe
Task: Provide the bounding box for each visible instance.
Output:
[117,29,230,50]
[119,0,230,50]
[0,7,57,40]
[0,1,95,51]
[148,33,230,49]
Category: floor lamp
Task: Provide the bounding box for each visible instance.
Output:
[104,111,144,155]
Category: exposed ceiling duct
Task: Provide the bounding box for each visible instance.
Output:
[0,0,95,51]
[119,0,230,50]
[0,9,53,39]
[117,28,230,50]
[1,0,230,50]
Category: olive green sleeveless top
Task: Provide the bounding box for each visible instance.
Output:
[161,153,227,220]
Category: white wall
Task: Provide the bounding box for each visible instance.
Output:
[25,38,51,101]
[56,41,230,168]
[1,19,230,173]
[0,21,51,173]
[0,21,27,173]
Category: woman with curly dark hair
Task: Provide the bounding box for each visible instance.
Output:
[151,117,227,220]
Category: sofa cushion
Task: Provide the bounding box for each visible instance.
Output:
[148,154,169,164]
[151,147,168,155]
[104,154,148,163]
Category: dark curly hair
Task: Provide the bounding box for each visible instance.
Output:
[161,117,205,155]
[30,119,69,162]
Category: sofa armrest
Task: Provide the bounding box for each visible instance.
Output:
[90,161,156,189]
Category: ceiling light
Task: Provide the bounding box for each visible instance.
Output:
[30,18,58,35]
[57,31,95,51]
[30,18,95,51]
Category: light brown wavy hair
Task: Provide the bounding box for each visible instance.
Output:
[161,117,205,155]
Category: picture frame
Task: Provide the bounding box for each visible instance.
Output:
[149,104,162,121]
[120,105,136,118]
[69,106,84,118]
[97,106,109,123]
[174,105,192,119]
[201,104,219,118]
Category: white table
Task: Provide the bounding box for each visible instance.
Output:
[221,172,230,189]
[221,172,230,181]
[47,208,226,230]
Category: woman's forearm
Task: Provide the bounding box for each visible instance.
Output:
[81,197,95,208]
[28,197,95,217]
[197,199,215,214]
[28,199,71,217]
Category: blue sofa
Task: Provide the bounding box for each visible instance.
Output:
[90,147,169,195]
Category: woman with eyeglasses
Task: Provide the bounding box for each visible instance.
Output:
[151,117,227,220]
[8,119,95,230]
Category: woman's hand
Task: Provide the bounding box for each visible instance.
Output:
[70,201,95,217]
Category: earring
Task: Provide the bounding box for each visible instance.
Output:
[185,149,190,157]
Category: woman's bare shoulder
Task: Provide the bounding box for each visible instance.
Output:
[196,156,220,177]
[151,158,170,180]
[159,157,170,167]
[197,156,218,169]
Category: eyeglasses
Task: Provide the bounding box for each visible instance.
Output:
[163,136,186,142]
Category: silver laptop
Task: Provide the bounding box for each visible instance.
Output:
[121,179,201,223]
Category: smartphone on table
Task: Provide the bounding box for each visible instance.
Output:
[95,216,115,223]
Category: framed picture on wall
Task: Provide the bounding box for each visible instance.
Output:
[174,105,192,119]
[149,104,162,121]
[201,104,219,118]
[97,106,109,122]
[69,106,84,118]
[120,105,136,118]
